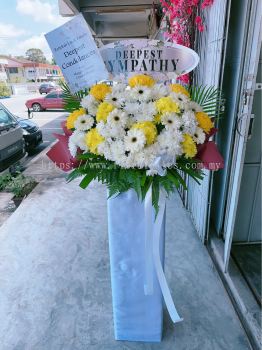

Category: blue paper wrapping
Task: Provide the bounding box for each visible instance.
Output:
[107,189,165,342]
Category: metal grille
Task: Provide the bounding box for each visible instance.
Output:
[185,0,228,242]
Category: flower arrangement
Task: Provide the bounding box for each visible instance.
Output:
[159,0,215,83]
[51,74,223,212]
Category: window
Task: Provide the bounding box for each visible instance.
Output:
[9,67,18,74]
[58,93,65,99]
[46,92,57,99]
[0,109,14,126]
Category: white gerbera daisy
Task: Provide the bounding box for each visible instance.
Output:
[181,111,198,135]
[81,95,99,115]
[161,112,182,130]
[107,109,128,128]
[124,129,146,153]
[129,85,152,102]
[74,114,94,131]
[104,92,125,108]
[68,130,87,157]
[192,127,206,144]
[170,92,190,104]
[184,101,203,113]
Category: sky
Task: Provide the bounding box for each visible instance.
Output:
[0,0,69,61]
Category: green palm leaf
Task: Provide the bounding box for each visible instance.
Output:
[189,85,224,118]
[59,80,88,112]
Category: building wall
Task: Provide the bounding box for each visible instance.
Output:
[7,67,26,83]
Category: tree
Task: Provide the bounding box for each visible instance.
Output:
[25,48,47,63]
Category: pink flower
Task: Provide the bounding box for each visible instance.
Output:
[198,24,205,32]
[201,0,214,9]
[195,15,202,24]
[178,74,190,84]
[186,7,193,15]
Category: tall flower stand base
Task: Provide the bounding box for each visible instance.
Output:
[107,189,166,342]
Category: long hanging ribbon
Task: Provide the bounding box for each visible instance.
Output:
[144,187,183,324]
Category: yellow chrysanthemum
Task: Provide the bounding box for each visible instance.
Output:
[155,97,180,114]
[85,128,104,154]
[195,112,214,133]
[89,83,111,101]
[182,134,197,159]
[153,114,161,124]
[128,74,155,88]
[132,121,157,145]
[170,83,190,97]
[66,108,86,129]
[96,102,115,122]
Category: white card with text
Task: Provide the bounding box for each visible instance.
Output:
[45,14,109,93]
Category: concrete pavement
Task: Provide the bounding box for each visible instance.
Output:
[0,165,251,350]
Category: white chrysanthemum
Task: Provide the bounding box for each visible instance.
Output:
[125,129,146,153]
[123,102,140,116]
[129,85,152,102]
[135,144,159,168]
[74,114,94,131]
[161,112,182,130]
[157,130,183,156]
[97,120,126,140]
[134,102,157,122]
[97,141,113,159]
[112,82,126,94]
[96,121,112,138]
[181,111,198,135]
[151,83,169,99]
[192,127,206,144]
[68,130,87,157]
[107,109,129,128]
[81,94,99,115]
[110,140,136,168]
[184,101,203,113]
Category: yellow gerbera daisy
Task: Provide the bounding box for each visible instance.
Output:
[128,74,155,88]
[96,102,115,122]
[85,128,104,154]
[195,112,214,133]
[182,134,197,159]
[90,83,111,101]
[170,83,190,98]
[155,97,180,114]
[132,121,157,145]
[66,108,86,129]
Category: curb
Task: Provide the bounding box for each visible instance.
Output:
[25,140,57,168]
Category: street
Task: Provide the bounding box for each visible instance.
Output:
[1,93,68,165]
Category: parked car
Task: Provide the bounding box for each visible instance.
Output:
[39,82,57,94]
[0,103,26,172]
[25,90,65,112]
[15,117,42,153]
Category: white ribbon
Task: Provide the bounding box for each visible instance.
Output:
[144,187,183,324]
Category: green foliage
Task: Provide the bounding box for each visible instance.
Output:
[67,153,204,214]
[25,48,47,63]
[189,85,224,118]
[60,80,88,112]
[0,81,11,97]
[0,173,13,191]
[5,174,37,198]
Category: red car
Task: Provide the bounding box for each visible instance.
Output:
[26,90,65,112]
